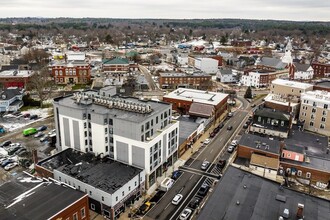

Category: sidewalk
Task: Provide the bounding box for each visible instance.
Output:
[118,101,241,220]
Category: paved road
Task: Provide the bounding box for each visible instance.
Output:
[146,97,251,220]
[139,65,159,91]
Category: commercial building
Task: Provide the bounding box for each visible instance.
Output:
[311,62,330,78]
[188,56,218,74]
[159,72,212,90]
[198,166,330,220]
[36,148,144,220]
[0,174,89,220]
[270,79,313,98]
[53,91,179,188]
[163,88,228,119]
[240,68,289,88]
[51,60,91,84]
[299,90,330,136]
[0,69,34,88]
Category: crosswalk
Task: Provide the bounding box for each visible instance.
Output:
[210,165,222,176]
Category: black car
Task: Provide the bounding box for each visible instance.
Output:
[188,197,201,209]
[0,140,11,147]
[171,170,183,180]
[197,184,210,197]
[213,127,220,133]
[37,125,47,131]
[217,159,227,169]
[30,115,38,120]
[217,123,224,129]
[243,123,249,129]
[227,125,233,130]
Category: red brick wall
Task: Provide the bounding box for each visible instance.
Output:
[280,161,330,183]
[51,195,90,220]
[35,165,54,178]
[237,145,280,159]
[312,63,330,78]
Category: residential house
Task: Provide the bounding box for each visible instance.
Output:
[0,87,24,112]
[217,69,237,83]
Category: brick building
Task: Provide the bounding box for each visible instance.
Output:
[311,62,330,78]
[51,61,91,84]
[163,88,228,119]
[159,72,212,90]
[0,69,34,88]
[0,174,89,220]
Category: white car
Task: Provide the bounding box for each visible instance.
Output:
[231,140,238,147]
[172,194,183,205]
[179,208,192,220]
[204,138,211,145]
[201,161,210,171]
[4,162,18,171]
[48,129,56,135]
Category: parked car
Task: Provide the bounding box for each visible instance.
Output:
[179,208,192,220]
[231,140,238,147]
[228,112,233,117]
[40,135,49,142]
[14,148,26,156]
[203,138,211,145]
[29,114,38,120]
[0,157,8,164]
[227,145,235,153]
[48,129,56,135]
[139,201,151,215]
[217,123,224,129]
[17,150,28,157]
[172,194,183,205]
[197,184,210,197]
[37,125,47,132]
[213,127,220,133]
[227,125,233,130]
[171,170,183,180]
[23,113,30,118]
[34,132,44,138]
[1,159,15,167]
[201,161,210,171]
[209,132,216,138]
[243,123,249,129]
[251,103,256,107]
[23,128,38,136]
[4,162,18,171]
[8,146,22,155]
[0,140,12,147]
[188,197,201,209]
[217,159,227,169]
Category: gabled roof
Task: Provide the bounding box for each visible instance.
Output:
[258,57,286,69]
[0,87,23,100]
[103,57,129,65]
[254,108,290,121]
[189,102,214,117]
[294,63,311,72]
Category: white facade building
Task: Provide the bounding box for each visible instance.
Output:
[194,57,218,74]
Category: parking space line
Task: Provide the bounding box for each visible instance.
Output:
[164,203,171,210]
[189,174,195,180]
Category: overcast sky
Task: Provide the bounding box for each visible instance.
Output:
[1,0,329,21]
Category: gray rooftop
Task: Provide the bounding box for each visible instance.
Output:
[239,133,281,154]
[315,81,330,88]
[258,57,287,69]
[177,116,199,145]
[54,91,171,123]
[0,175,86,220]
[198,166,330,220]
[39,148,143,194]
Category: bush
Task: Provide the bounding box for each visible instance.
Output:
[22,94,41,107]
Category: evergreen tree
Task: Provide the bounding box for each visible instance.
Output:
[244,86,252,99]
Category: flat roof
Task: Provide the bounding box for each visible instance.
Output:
[177,116,199,145]
[272,78,313,90]
[301,90,330,104]
[239,133,281,154]
[39,148,143,194]
[159,72,210,77]
[315,81,330,88]
[198,166,330,220]
[54,91,171,123]
[0,69,34,78]
[0,175,86,220]
[264,94,300,106]
[281,156,330,173]
[164,88,228,106]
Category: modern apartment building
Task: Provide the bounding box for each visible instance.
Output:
[299,90,330,136]
[53,91,179,188]
[270,79,313,98]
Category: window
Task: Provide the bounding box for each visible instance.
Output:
[281,121,284,126]
[73,212,78,220]
[151,119,153,126]
[141,125,144,132]
[83,113,86,119]
[297,170,302,177]
[306,172,311,178]
[310,121,314,127]
[323,110,327,116]
[105,128,108,133]
[88,114,91,120]
[81,207,86,218]
[84,122,87,128]
[324,104,328,109]
[258,116,261,122]
[110,137,113,143]
[84,131,87,137]
[91,203,95,210]
[156,116,158,124]
[122,191,124,196]
[128,186,131,191]
[313,102,316,107]
[102,196,104,201]
[116,196,118,201]
[89,191,92,196]
[312,108,316,113]
[321,117,326,122]
[109,119,113,125]
[135,181,137,186]
[104,118,107,124]
[320,124,325,129]
[88,122,91,128]
[105,137,108,143]
[59,176,61,181]
[286,168,291,174]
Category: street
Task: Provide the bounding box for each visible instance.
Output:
[146,97,251,220]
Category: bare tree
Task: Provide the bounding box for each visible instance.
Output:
[27,66,54,107]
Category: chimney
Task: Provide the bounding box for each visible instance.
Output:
[32,149,38,164]
[296,203,304,218]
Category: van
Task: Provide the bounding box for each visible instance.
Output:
[23,128,37,136]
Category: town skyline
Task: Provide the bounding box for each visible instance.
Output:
[0,0,329,21]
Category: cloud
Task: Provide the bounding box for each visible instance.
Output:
[0,0,329,21]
